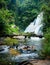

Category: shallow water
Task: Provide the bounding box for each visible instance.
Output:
[0,37,43,62]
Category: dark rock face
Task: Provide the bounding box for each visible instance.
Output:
[0,48,4,52]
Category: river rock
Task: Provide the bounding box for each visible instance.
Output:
[18,45,36,53]
[13,36,25,40]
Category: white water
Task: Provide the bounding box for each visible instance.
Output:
[12,53,38,62]
[11,12,44,62]
[0,12,44,62]
[24,12,43,35]
[0,45,9,53]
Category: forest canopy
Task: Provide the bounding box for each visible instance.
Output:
[0,0,50,60]
[0,0,50,34]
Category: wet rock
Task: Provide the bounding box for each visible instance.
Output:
[17,45,37,54]
[0,48,4,51]
[13,36,25,40]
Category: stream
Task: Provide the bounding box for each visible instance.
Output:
[11,37,43,62]
[0,12,44,63]
[0,37,43,63]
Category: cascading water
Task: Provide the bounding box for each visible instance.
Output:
[11,12,44,62]
[0,12,44,63]
[24,12,43,35]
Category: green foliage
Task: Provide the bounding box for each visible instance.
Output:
[10,24,20,34]
[14,0,50,29]
[40,32,50,57]
[0,9,14,23]
[40,3,50,58]
[15,0,39,29]
[0,0,11,9]
[0,0,50,35]
[0,9,15,35]
[42,4,50,32]
[39,32,50,59]
[0,58,18,65]
[0,0,50,60]
[4,37,19,45]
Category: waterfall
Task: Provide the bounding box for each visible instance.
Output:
[24,12,43,35]
[0,12,44,62]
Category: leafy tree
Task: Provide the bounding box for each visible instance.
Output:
[40,3,50,58]
[41,4,50,32]
[0,9,15,35]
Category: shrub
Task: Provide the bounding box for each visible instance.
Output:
[3,37,19,46]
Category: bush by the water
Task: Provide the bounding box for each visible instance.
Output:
[3,37,19,46]
[39,29,50,59]
[39,4,50,59]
